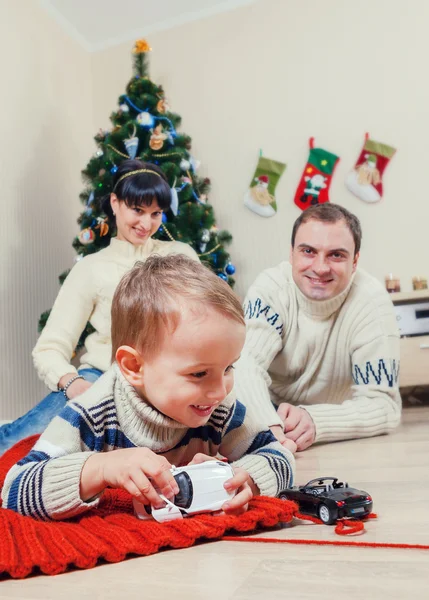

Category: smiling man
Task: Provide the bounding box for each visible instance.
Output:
[235,204,401,451]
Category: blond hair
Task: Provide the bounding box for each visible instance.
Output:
[111,253,244,361]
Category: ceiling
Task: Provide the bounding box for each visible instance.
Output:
[39,0,257,52]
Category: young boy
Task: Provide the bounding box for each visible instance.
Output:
[2,255,295,520]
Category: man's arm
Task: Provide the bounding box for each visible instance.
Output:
[234,269,289,429]
[304,300,401,444]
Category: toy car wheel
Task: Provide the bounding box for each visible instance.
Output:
[318,504,335,525]
[278,493,289,501]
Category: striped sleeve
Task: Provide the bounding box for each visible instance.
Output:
[219,400,295,497]
[1,397,134,520]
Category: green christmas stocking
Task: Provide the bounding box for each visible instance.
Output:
[244,156,286,218]
[294,138,340,211]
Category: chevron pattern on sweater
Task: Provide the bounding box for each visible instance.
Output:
[352,359,400,387]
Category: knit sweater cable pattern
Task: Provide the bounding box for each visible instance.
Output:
[1,365,295,520]
[234,262,401,443]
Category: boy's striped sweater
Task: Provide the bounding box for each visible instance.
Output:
[1,364,295,520]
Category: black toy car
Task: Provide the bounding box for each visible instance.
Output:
[278,477,373,525]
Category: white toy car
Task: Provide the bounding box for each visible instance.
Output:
[133,460,236,523]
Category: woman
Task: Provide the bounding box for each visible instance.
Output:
[0,159,198,454]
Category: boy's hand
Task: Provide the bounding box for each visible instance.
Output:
[188,455,254,516]
[277,403,316,451]
[188,453,218,465]
[81,448,179,507]
[222,467,255,516]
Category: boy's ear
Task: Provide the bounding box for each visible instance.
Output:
[115,346,144,385]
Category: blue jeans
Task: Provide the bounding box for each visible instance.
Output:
[0,368,103,456]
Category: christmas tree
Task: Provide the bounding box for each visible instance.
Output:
[39,39,236,349]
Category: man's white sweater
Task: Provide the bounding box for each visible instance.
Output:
[234,262,401,444]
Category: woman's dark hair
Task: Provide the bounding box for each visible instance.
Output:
[102,159,171,224]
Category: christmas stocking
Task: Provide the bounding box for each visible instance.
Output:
[244,156,286,217]
[294,138,340,211]
[345,133,396,203]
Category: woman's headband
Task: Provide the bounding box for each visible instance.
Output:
[114,168,162,189]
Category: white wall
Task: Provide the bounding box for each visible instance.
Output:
[91,0,429,299]
[2,0,429,418]
[0,0,94,418]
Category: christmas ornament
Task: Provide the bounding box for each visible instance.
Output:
[96,217,109,237]
[85,191,95,215]
[170,187,179,216]
[74,254,84,262]
[218,273,228,281]
[124,126,139,159]
[199,229,211,253]
[156,98,169,113]
[345,133,396,203]
[149,125,167,151]
[95,149,103,157]
[137,111,155,128]
[133,39,152,53]
[199,194,207,204]
[111,165,118,174]
[119,103,129,113]
[78,228,95,245]
[225,263,236,275]
[162,213,168,223]
[190,156,201,171]
[180,158,191,171]
[244,156,286,218]
[99,169,106,176]
[294,138,339,211]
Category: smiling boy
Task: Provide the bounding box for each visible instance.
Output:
[2,255,294,520]
[235,203,401,451]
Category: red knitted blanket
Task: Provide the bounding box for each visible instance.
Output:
[0,436,298,579]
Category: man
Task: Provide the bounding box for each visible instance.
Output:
[235,204,401,452]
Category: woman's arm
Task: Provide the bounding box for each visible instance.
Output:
[33,258,97,391]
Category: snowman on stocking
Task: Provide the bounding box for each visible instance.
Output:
[345,133,396,203]
[244,156,286,218]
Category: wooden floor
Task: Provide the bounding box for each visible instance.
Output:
[1,406,429,599]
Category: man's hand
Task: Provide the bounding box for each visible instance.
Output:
[269,424,298,454]
[277,403,316,451]
[80,448,179,506]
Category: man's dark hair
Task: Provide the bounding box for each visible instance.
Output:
[291,204,362,255]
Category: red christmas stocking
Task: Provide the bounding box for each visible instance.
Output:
[294,138,340,211]
[345,133,396,203]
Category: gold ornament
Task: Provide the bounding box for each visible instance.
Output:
[156,98,169,114]
[149,125,167,151]
[99,222,109,237]
[133,39,152,54]
[96,217,109,237]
